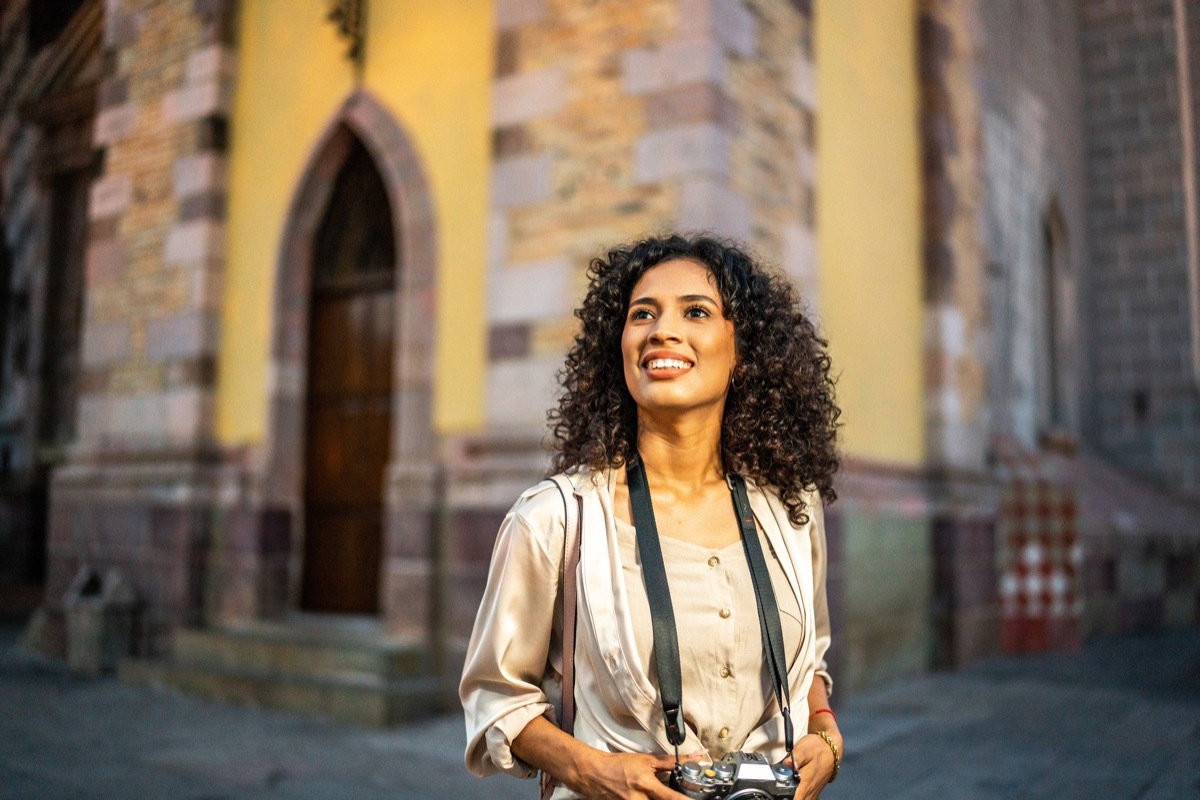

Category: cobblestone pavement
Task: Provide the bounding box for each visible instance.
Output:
[2,623,1197,799]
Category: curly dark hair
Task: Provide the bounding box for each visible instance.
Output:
[548,233,840,524]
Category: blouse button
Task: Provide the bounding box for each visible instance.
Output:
[718,727,730,739]
[719,608,731,619]
[719,665,732,678]
[708,556,720,568]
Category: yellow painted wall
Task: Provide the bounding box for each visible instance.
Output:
[815,0,925,464]
[216,0,492,444]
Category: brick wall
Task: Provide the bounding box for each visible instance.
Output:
[42,0,238,656]
[484,0,817,433]
[1080,0,1200,499]
[449,0,820,646]
[978,0,1088,446]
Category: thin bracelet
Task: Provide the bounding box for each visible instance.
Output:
[809,707,836,723]
[814,730,840,782]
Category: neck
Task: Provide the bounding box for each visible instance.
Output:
[634,409,725,492]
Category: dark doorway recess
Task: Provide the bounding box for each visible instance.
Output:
[301,135,397,614]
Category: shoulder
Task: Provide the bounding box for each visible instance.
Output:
[505,468,605,544]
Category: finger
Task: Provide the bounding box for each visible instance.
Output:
[645,753,681,772]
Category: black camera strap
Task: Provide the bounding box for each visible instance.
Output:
[626,457,795,763]
[727,472,795,756]
[626,457,687,752]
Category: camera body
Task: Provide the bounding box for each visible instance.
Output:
[669,752,799,800]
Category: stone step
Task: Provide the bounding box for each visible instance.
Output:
[118,656,456,727]
[171,624,429,682]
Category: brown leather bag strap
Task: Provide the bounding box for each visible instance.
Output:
[540,474,581,800]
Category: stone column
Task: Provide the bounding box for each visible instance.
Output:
[41,0,238,657]
[918,0,1003,666]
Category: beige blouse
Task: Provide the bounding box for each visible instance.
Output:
[614,517,805,760]
[460,468,832,800]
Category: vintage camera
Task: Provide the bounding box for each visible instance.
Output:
[670,752,799,800]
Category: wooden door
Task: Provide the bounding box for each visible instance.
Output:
[301,137,396,614]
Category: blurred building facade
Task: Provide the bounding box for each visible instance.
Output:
[0,0,1197,721]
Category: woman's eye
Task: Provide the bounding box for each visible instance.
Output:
[684,305,710,318]
[630,308,653,320]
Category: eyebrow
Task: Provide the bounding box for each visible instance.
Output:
[629,293,720,307]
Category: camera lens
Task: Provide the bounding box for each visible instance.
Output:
[726,790,772,800]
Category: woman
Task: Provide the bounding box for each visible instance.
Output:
[461,234,842,800]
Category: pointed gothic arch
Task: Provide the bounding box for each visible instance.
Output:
[265,91,438,630]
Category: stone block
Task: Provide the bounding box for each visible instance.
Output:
[452,509,507,564]
[488,211,509,270]
[104,8,142,49]
[94,103,137,147]
[495,0,548,30]
[84,390,207,445]
[173,153,228,198]
[781,221,817,298]
[791,53,818,109]
[382,558,433,637]
[492,67,567,127]
[85,239,127,284]
[485,357,561,429]
[164,388,212,444]
[76,394,110,445]
[179,191,227,221]
[146,311,218,361]
[185,44,237,85]
[88,174,133,220]
[488,323,532,361]
[492,153,552,208]
[162,80,233,124]
[489,257,571,324]
[164,219,225,265]
[98,77,129,109]
[678,175,750,239]
[644,83,739,131]
[679,0,758,57]
[622,38,727,95]
[634,123,730,183]
[266,360,304,400]
[82,321,131,368]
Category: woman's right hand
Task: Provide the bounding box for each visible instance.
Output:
[572,750,692,800]
[514,717,693,800]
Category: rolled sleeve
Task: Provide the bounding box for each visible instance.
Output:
[461,485,565,778]
[808,492,834,697]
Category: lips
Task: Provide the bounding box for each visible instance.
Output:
[641,351,694,376]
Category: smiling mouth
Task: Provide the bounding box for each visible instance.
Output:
[644,357,693,371]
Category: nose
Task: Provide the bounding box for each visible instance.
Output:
[648,317,682,344]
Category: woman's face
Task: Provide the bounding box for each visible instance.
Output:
[621,258,737,421]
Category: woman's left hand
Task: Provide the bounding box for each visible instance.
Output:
[784,732,841,799]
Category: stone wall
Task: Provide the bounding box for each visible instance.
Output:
[42,0,238,656]
[978,0,1089,445]
[451,0,820,648]
[919,0,990,472]
[484,0,817,434]
[1079,0,1200,499]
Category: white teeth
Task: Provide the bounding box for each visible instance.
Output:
[646,358,692,370]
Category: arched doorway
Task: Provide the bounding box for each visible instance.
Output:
[264,92,439,632]
[301,136,395,614]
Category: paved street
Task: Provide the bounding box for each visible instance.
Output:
[1,622,1197,799]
